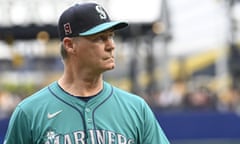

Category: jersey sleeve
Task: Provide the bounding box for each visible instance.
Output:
[142,102,170,144]
[4,105,32,144]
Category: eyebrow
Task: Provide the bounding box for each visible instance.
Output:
[93,29,114,36]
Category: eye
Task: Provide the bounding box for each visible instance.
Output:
[109,32,115,38]
[93,36,105,42]
[87,31,115,42]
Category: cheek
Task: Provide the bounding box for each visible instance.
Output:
[76,43,104,62]
[81,51,100,64]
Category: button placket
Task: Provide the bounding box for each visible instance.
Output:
[85,108,91,113]
[84,107,93,128]
[84,106,93,143]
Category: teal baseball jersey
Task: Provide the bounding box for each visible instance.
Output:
[4,81,170,144]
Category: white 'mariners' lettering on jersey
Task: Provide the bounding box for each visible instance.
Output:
[44,129,134,144]
[73,131,85,143]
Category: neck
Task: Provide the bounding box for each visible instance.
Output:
[58,68,104,97]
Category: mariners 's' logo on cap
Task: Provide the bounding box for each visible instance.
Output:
[95,5,107,19]
[64,23,72,35]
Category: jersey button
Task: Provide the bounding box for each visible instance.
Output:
[87,118,92,123]
[85,108,91,112]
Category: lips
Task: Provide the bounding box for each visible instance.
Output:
[103,56,114,60]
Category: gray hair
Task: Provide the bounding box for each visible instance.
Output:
[60,43,68,59]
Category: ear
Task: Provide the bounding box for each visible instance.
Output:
[62,37,75,54]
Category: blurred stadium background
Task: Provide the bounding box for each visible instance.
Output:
[1,0,240,143]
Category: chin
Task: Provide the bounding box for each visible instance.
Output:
[105,65,115,70]
[108,65,115,70]
[110,65,115,69]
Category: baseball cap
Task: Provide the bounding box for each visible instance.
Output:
[58,2,128,41]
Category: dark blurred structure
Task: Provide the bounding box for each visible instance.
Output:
[0,23,156,41]
[228,43,240,87]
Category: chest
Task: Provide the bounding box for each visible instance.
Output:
[33,101,140,144]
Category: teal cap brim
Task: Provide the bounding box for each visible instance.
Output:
[79,21,128,36]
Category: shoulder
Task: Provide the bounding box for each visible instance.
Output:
[109,84,158,122]
[110,84,148,108]
[17,82,56,112]
[112,86,142,100]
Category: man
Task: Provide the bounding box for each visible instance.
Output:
[4,2,170,144]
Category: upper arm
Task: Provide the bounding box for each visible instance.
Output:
[142,102,170,144]
[4,106,32,144]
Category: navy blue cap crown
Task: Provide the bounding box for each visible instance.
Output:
[58,2,128,41]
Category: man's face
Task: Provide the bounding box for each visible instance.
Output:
[72,29,116,74]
